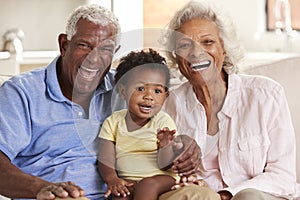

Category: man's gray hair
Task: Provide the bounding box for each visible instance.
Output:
[65,4,121,45]
[161,0,244,74]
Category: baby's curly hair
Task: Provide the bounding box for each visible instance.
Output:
[115,48,171,90]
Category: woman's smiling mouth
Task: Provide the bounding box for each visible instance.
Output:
[191,60,211,71]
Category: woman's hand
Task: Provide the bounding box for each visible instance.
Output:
[171,175,208,190]
[172,135,203,176]
[36,181,85,200]
[218,191,233,200]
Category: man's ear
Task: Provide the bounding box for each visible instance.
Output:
[166,91,169,97]
[118,84,126,100]
[58,33,68,56]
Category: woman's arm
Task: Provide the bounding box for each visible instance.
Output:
[172,135,203,177]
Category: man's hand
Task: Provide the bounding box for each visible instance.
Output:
[36,181,85,200]
[172,135,203,176]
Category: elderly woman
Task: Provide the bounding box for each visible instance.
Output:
[162,0,300,200]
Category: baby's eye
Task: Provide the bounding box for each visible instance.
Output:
[155,89,163,94]
[137,86,145,92]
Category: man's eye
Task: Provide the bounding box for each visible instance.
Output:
[78,43,92,50]
[100,46,114,52]
[137,87,144,91]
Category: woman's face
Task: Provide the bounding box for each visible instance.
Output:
[174,18,226,83]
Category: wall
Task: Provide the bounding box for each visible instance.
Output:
[112,0,143,59]
[0,0,299,52]
[0,0,89,51]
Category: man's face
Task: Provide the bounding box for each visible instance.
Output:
[59,19,117,96]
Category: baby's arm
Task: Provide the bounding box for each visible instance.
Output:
[157,127,183,170]
[98,138,133,198]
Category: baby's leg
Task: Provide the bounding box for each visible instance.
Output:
[133,175,175,200]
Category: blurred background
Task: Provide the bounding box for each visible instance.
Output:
[0,0,299,74]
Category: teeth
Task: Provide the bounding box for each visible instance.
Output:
[78,65,99,79]
[191,60,211,71]
[80,66,99,73]
[141,105,151,109]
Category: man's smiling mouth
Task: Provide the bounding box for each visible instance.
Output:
[78,65,100,80]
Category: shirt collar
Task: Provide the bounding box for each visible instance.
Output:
[184,82,206,113]
[220,74,242,118]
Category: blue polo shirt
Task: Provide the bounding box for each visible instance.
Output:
[0,56,119,200]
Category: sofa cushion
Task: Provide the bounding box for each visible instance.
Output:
[0,74,11,86]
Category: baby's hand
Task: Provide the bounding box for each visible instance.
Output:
[105,177,134,198]
[157,127,176,148]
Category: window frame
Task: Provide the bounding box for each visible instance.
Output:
[266,0,300,31]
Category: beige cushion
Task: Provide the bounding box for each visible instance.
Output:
[0,74,11,86]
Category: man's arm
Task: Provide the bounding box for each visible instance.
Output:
[0,151,50,198]
[0,151,84,200]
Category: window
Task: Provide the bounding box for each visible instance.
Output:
[267,0,300,31]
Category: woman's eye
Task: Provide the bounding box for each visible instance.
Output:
[176,42,191,50]
[202,39,214,46]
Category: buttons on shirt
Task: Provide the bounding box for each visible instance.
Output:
[219,147,226,152]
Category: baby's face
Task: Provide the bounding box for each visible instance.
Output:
[123,67,168,125]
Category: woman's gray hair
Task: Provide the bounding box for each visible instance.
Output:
[161,0,244,74]
[65,4,121,46]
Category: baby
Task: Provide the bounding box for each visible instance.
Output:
[98,48,183,200]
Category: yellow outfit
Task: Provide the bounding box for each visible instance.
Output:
[99,109,178,181]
